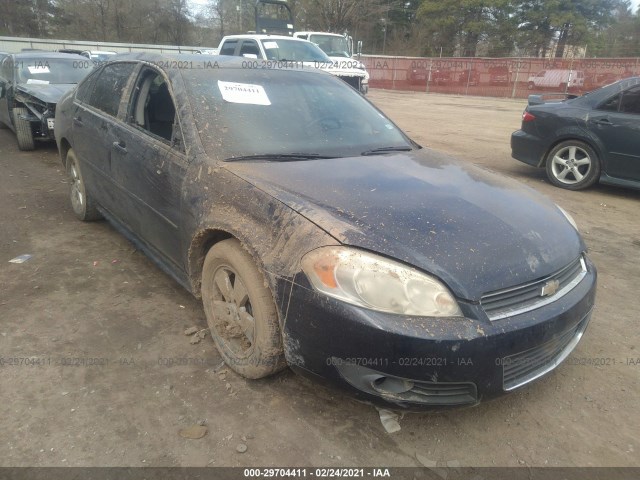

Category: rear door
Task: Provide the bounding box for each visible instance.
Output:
[589,85,640,181]
[71,62,138,209]
[109,66,187,267]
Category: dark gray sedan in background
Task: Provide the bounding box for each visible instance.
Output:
[0,52,93,150]
[55,54,596,410]
[512,77,640,190]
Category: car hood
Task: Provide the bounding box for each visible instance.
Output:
[16,84,76,104]
[224,150,584,301]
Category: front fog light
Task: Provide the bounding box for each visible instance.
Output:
[301,247,462,317]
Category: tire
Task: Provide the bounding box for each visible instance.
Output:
[545,140,600,190]
[12,107,35,151]
[201,239,286,379]
[66,149,102,221]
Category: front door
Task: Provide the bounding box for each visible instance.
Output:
[109,67,187,267]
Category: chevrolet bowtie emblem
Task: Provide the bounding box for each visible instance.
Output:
[541,279,560,297]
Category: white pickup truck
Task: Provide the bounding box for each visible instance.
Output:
[216,34,369,94]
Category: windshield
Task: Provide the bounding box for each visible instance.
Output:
[184,68,413,159]
[309,34,351,58]
[16,58,94,85]
[91,53,117,62]
[260,39,331,63]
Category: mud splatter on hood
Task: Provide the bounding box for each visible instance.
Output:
[225,149,584,301]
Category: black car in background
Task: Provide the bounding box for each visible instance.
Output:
[511,78,640,190]
[55,53,596,410]
[0,52,93,150]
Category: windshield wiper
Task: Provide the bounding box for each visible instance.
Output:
[225,153,338,162]
[361,146,413,156]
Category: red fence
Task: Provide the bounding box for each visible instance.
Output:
[362,56,640,98]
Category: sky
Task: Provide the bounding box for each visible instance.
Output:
[188,0,640,21]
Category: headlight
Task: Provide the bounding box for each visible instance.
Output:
[557,205,578,231]
[301,247,462,317]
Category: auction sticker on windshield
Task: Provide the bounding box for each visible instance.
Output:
[28,66,50,74]
[218,81,271,106]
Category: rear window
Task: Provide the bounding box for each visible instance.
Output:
[220,41,238,56]
[87,62,136,117]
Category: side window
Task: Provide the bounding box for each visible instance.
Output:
[128,69,178,145]
[87,62,136,117]
[219,40,238,56]
[239,40,260,58]
[620,86,640,114]
[598,93,621,112]
[75,70,99,103]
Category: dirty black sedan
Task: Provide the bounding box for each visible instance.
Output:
[55,54,596,410]
[511,77,640,191]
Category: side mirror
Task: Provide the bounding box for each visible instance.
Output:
[357,41,363,59]
[0,85,4,99]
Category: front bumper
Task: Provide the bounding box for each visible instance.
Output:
[18,109,56,140]
[511,129,547,167]
[278,256,597,410]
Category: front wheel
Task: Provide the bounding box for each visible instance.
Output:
[12,108,35,151]
[201,239,286,379]
[545,140,600,190]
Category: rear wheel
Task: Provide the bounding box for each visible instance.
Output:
[202,239,286,379]
[545,140,600,190]
[66,149,102,221]
[12,107,35,151]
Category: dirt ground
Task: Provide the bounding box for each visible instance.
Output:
[1,90,638,468]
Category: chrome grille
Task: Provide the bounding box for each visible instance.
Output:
[339,75,362,91]
[481,256,587,321]
[502,313,591,391]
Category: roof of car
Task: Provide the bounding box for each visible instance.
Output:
[11,51,89,60]
[104,52,331,76]
[222,34,310,42]
[296,32,344,37]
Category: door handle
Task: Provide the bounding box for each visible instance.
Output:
[593,118,613,126]
[73,116,83,125]
[99,122,108,131]
[112,141,127,153]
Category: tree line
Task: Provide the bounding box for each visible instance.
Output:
[1,0,639,57]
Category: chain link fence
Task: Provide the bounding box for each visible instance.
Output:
[362,55,640,98]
